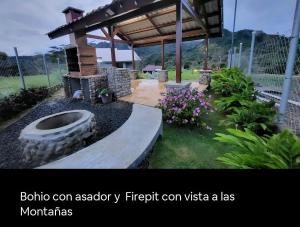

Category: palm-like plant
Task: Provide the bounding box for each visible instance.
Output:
[214,88,256,114]
[211,68,255,97]
[215,129,300,169]
[220,100,278,135]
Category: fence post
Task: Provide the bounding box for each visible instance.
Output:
[238,42,243,68]
[230,0,238,68]
[247,31,256,75]
[227,49,231,68]
[14,47,26,90]
[279,0,300,123]
[57,57,63,84]
[43,54,51,88]
[233,47,237,67]
[57,58,61,75]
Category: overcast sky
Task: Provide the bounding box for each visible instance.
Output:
[0,0,297,56]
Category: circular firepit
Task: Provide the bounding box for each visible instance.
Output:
[19,110,96,166]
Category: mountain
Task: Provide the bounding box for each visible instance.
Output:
[90,28,281,69]
[135,29,280,69]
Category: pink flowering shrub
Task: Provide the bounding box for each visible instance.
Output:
[159,88,213,128]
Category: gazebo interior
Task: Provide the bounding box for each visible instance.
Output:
[48,0,223,83]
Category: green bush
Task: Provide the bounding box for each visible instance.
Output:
[211,68,255,97]
[215,129,300,169]
[214,89,255,114]
[220,100,278,135]
[0,87,49,121]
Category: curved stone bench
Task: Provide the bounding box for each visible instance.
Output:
[38,104,163,169]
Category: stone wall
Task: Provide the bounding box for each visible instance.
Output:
[98,67,132,98]
[63,74,107,103]
[87,75,108,102]
[63,67,131,102]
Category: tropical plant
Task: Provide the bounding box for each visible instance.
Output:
[215,129,300,169]
[211,68,255,97]
[98,88,112,97]
[214,88,256,114]
[158,88,213,128]
[220,100,278,135]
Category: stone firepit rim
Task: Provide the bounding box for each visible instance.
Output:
[19,110,93,141]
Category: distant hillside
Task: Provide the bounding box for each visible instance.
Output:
[135,29,281,69]
[90,28,281,69]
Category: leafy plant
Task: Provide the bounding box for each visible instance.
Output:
[220,101,278,135]
[0,87,49,121]
[214,89,256,114]
[215,129,300,169]
[211,68,255,97]
[98,88,112,97]
[158,88,213,128]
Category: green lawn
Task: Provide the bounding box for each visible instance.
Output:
[140,69,200,81]
[168,69,200,81]
[149,111,234,169]
[0,72,62,98]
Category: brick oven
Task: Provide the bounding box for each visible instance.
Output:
[62,7,131,103]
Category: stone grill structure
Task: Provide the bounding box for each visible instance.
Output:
[63,74,108,103]
[61,7,131,103]
[63,67,131,102]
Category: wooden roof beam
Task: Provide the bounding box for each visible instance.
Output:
[132,29,205,46]
[125,18,194,36]
[116,8,176,28]
[182,0,207,33]
[114,28,133,43]
[145,14,163,35]
[101,27,109,38]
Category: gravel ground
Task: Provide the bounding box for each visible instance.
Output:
[0,99,133,169]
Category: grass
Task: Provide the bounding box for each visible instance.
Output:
[140,69,200,81]
[149,110,235,169]
[0,72,62,98]
[168,69,200,81]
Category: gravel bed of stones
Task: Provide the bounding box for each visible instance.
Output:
[0,99,133,169]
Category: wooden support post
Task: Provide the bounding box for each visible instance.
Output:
[131,45,136,70]
[175,0,182,83]
[161,40,165,70]
[204,33,209,70]
[109,26,117,67]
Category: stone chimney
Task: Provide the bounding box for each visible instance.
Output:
[62,7,86,46]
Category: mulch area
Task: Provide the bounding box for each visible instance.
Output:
[0,98,133,169]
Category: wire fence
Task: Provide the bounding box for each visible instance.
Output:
[230,32,300,135]
[0,49,67,99]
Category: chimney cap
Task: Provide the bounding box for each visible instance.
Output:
[62,7,84,14]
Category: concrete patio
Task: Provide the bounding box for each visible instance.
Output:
[119,79,208,107]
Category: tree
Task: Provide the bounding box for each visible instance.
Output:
[0,51,8,61]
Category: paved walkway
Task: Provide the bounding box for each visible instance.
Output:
[120,79,208,107]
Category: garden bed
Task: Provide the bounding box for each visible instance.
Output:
[0,99,133,169]
[150,68,300,169]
